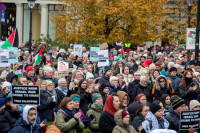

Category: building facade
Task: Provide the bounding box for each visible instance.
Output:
[1,0,62,45]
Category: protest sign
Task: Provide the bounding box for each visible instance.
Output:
[74,44,82,56]
[116,42,122,46]
[98,50,109,67]
[90,47,100,61]
[58,61,69,76]
[99,43,108,50]
[0,49,10,67]
[186,28,200,49]
[12,85,40,105]
[8,47,18,64]
[180,110,200,130]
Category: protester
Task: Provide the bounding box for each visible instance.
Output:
[0,81,11,98]
[117,91,129,110]
[113,110,137,133]
[161,94,172,110]
[99,94,120,133]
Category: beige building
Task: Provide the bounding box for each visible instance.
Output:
[1,0,62,45]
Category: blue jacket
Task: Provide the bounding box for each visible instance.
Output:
[167,75,180,91]
[10,118,41,133]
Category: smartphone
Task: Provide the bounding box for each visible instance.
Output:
[43,119,47,124]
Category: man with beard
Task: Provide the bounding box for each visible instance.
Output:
[128,71,141,103]
[11,105,45,133]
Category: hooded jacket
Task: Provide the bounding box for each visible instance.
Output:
[117,91,129,110]
[99,95,118,133]
[113,110,137,133]
[86,103,103,133]
[152,75,174,100]
[11,105,41,133]
[0,108,12,133]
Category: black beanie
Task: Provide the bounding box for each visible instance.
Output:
[99,83,109,92]
[150,103,162,114]
[169,67,177,73]
[171,95,185,110]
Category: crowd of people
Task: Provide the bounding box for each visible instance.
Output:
[0,42,200,133]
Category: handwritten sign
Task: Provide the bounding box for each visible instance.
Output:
[98,50,109,67]
[90,47,100,61]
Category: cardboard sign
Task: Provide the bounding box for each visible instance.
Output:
[186,28,200,49]
[12,85,40,105]
[0,49,10,67]
[90,47,100,61]
[58,61,68,76]
[74,44,82,57]
[8,47,18,64]
[180,110,200,130]
[99,43,108,50]
[98,50,109,67]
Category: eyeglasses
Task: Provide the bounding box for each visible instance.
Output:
[159,80,165,83]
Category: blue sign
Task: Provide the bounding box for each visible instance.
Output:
[0,4,6,11]
[1,11,5,22]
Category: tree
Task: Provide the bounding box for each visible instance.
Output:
[52,0,167,44]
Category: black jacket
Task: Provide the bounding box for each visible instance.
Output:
[55,89,66,112]
[24,72,35,82]
[0,109,12,133]
[99,111,116,133]
[132,83,152,102]
[128,80,140,103]
[127,101,141,122]
[80,90,92,115]
[98,75,110,87]
[154,86,172,101]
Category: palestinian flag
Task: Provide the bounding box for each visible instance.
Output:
[1,29,18,49]
[15,65,24,77]
[34,46,43,65]
[116,48,125,60]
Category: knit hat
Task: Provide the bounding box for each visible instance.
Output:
[136,93,145,101]
[169,67,177,73]
[72,96,80,102]
[46,80,54,86]
[26,66,34,73]
[105,67,112,74]
[92,93,102,103]
[149,63,156,70]
[150,103,162,114]
[2,81,11,89]
[171,95,185,110]
[0,98,5,107]
[99,83,109,92]
[160,70,167,77]
[189,100,200,110]
[155,62,161,67]
[59,49,66,54]
[122,110,130,119]
[86,72,94,80]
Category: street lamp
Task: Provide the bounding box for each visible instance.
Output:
[186,0,194,28]
[27,0,36,54]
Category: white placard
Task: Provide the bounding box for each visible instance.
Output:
[73,44,82,57]
[98,50,109,67]
[0,49,10,67]
[58,61,69,76]
[186,28,200,49]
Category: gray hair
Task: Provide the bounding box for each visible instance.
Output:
[58,78,67,85]
[140,76,148,82]
[168,62,175,68]
[110,76,118,83]
[174,64,180,68]
[44,66,53,73]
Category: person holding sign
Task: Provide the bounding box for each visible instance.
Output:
[165,95,186,133]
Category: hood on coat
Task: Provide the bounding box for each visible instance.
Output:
[155,75,169,91]
[117,91,129,109]
[23,105,37,126]
[114,109,128,127]
[89,103,103,112]
[6,72,18,83]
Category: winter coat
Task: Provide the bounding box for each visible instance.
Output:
[165,110,188,133]
[55,110,84,133]
[10,118,41,133]
[128,80,140,103]
[142,112,169,133]
[98,75,110,87]
[132,83,153,102]
[86,103,103,133]
[0,108,12,133]
[24,72,35,82]
[109,84,121,94]
[80,90,92,115]
[167,75,181,91]
[99,111,116,133]
[113,110,137,133]
[152,75,174,100]
[127,101,141,122]
[178,82,200,105]
[42,75,58,87]
[73,60,83,67]
[54,88,66,112]
[131,113,145,132]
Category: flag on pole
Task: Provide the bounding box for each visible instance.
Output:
[15,65,24,77]
[34,46,43,65]
[1,28,18,49]
[116,48,125,60]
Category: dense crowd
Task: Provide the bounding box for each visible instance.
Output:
[0,43,200,133]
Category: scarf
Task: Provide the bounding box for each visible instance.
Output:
[104,95,118,116]
[62,107,76,122]
[58,86,68,96]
